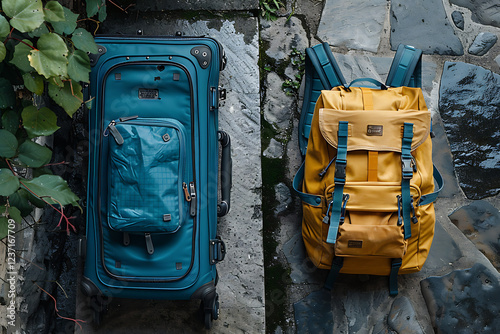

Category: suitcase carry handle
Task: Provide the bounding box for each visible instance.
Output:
[344,78,388,90]
[218,131,232,217]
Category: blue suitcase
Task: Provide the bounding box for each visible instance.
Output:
[80,34,231,329]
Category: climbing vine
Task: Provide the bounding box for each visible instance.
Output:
[0,0,102,239]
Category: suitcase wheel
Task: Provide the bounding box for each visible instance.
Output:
[202,292,219,329]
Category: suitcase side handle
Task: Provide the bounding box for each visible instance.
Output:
[218,131,232,217]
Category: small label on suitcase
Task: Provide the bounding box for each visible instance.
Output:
[138,88,159,99]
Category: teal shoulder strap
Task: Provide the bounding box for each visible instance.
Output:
[385,44,422,88]
[299,43,346,157]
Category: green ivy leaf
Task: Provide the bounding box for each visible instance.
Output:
[0,129,18,158]
[9,206,22,223]
[22,72,44,95]
[0,169,20,196]
[51,7,78,35]
[10,40,35,73]
[22,174,79,207]
[44,1,65,23]
[68,50,91,83]
[72,28,98,54]
[0,77,15,109]
[0,217,7,239]
[98,5,107,22]
[28,23,49,38]
[2,0,44,33]
[8,188,34,216]
[48,81,83,117]
[28,33,69,79]
[0,43,6,62]
[21,106,60,138]
[1,110,20,134]
[1,205,22,223]
[86,0,105,18]
[50,76,64,87]
[18,141,52,168]
[0,15,10,39]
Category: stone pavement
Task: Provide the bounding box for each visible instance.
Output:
[2,0,500,333]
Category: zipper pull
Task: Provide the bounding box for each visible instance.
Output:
[119,115,139,122]
[189,182,197,216]
[104,120,124,145]
[339,194,350,224]
[410,197,418,224]
[323,199,333,224]
[397,195,403,226]
[183,182,192,202]
[145,233,154,255]
[319,157,337,178]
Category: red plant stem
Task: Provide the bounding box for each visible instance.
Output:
[35,283,85,330]
[5,159,77,235]
[4,36,39,51]
[43,161,69,167]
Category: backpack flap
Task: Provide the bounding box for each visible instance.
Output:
[318,108,431,153]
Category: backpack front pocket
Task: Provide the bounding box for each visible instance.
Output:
[106,117,188,233]
[324,182,419,259]
[334,212,407,258]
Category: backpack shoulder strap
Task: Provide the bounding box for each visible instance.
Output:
[385,44,423,88]
[299,43,346,157]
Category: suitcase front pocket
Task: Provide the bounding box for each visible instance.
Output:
[106,117,189,233]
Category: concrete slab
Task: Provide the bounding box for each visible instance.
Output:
[75,13,264,334]
[136,0,259,11]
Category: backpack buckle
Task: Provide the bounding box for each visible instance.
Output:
[401,157,413,179]
[334,161,346,183]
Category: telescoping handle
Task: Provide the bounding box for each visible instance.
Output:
[218,131,232,217]
[344,78,388,90]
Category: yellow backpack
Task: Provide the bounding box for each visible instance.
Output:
[294,74,443,295]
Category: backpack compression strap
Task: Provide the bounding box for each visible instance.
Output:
[299,43,346,157]
[326,121,349,244]
[386,44,422,88]
[401,123,415,239]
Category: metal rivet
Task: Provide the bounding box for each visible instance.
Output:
[194,49,200,55]
[98,48,103,53]
[169,56,173,60]
[202,52,207,57]
[146,56,150,59]
[126,56,130,60]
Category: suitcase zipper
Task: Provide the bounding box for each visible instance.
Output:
[189,182,196,216]
[104,121,124,145]
[183,182,192,202]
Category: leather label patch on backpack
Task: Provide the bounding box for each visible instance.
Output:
[347,240,363,248]
[367,125,383,136]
